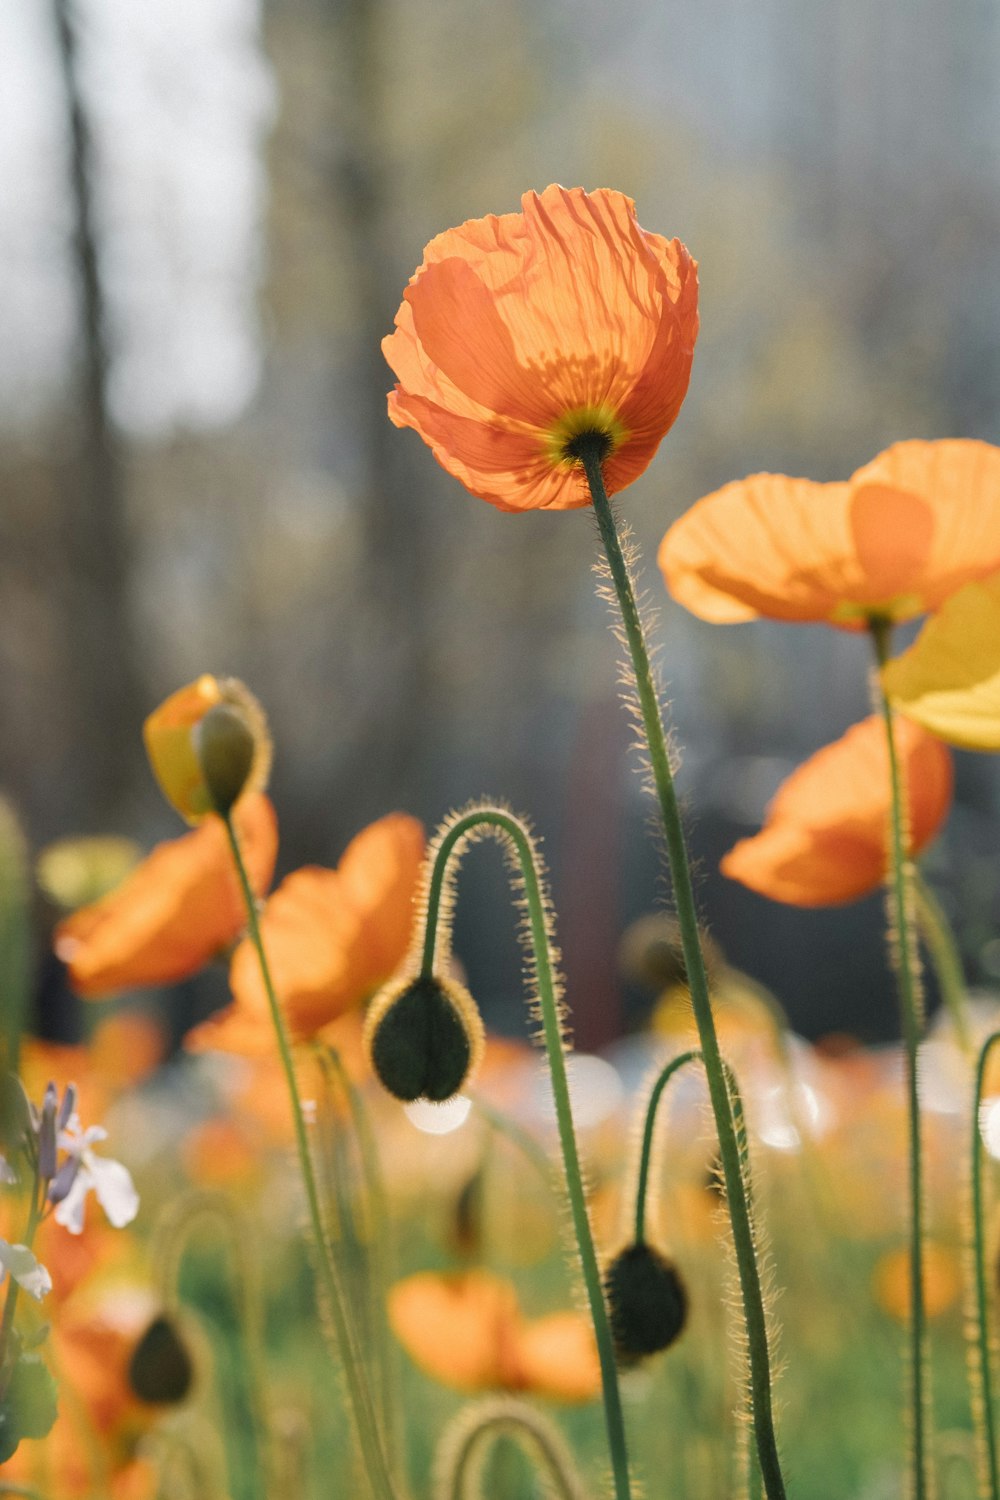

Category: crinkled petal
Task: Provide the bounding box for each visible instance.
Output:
[883,574,1000,749]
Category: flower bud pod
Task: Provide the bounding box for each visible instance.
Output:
[37,1083,57,1182]
[128,1313,194,1404]
[604,1242,688,1364]
[144,675,272,824]
[365,974,484,1103]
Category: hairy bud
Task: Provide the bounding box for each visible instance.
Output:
[604,1242,688,1364]
[365,974,484,1103]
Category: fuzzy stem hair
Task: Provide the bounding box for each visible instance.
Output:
[965,1030,1000,1500]
[434,1398,591,1500]
[579,438,786,1500]
[417,801,633,1500]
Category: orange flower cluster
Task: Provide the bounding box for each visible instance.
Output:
[57,804,422,1054]
[384,185,698,512]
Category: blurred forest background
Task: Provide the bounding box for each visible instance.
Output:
[3,0,1000,1051]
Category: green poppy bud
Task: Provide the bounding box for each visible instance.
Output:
[365,974,484,1103]
[604,1242,688,1364]
[128,1314,194,1404]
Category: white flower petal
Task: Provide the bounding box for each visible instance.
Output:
[88,1156,139,1229]
[53,1168,91,1235]
[0,1240,51,1301]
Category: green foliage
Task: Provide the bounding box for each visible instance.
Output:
[0,1355,58,1464]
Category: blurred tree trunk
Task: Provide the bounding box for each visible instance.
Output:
[52,0,144,825]
[326,0,434,815]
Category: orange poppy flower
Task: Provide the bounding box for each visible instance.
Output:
[55,794,278,998]
[388,1270,600,1401]
[186,812,424,1052]
[721,715,953,906]
[383,185,698,512]
[659,440,1000,629]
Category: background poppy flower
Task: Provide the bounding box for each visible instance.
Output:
[387,1269,600,1401]
[882,574,1000,750]
[186,811,424,1052]
[721,716,953,906]
[659,439,1000,629]
[55,794,278,997]
[383,184,698,512]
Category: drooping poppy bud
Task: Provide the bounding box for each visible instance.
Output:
[144,675,272,824]
[604,1241,688,1364]
[364,974,484,1103]
[128,1313,194,1404]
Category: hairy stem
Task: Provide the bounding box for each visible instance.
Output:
[968,1031,1000,1500]
[914,872,971,1054]
[421,805,632,1500]
[580,441,785,1500]
[871,619,931,1500]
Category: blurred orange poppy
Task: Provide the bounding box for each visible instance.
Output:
[721,716,953,906]
[659,440,1000,629]
[383,185,698,512]
[186,812,424,1052]
[55,794,278,998]
[388,1269,600,1401]
[872,1242,961,1321]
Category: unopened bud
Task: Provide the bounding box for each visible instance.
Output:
[604,1242,688,1364]
[128,1314,194,1404]
[37,1084,57,1182]
[195,704,257,817]
[365,974,484,1103]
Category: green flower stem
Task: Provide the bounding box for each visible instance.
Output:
[914,871,972,1053]
[634,1050,701,1244]
[870,619,930,1500]
[316,1044,400,1457]
[0,1168,43,1399]
[223,815,403,1500]
[579,441,786,1500]
[439,1400,588,1500]
[968,1030,1000,1500]
[473,1097,555,1189]
[420,807,633,1500]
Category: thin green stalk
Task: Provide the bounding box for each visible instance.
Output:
[473,1097,554,1190]
[914,871,971,1053]
[578,440,786,1500]
[315,1044,401,1457]
[223,815,403,1500]
[871,618,931,1500]
[421,806,632,1500]
[634,1050,701,1244]
[968,1031,1000,1500]
[0,1171,43,1399]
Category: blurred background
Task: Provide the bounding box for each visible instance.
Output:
[4,0,1000,1050]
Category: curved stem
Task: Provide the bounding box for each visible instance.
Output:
[634,1050,702,1244]
[421,806,632,1500]
[969,1030,1000,1500]
[870,619,930,1500]
[914,871,972,1054]
[473,1097,555,1190]
[580,442,786,1500]
[223,815,403,1500]
[438,1400,589,1500]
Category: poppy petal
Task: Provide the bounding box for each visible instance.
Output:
[883,574,1000,749]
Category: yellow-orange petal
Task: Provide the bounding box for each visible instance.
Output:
[144,675,271,825]
[388,1271,523,1392]
[515,1312,601,1402]
[55,793,278,997]
[883,574,1000,750]
[384,185,698,512]
[225,812,423,1044]
[720,716,953,906]
[660,439,1000,628]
